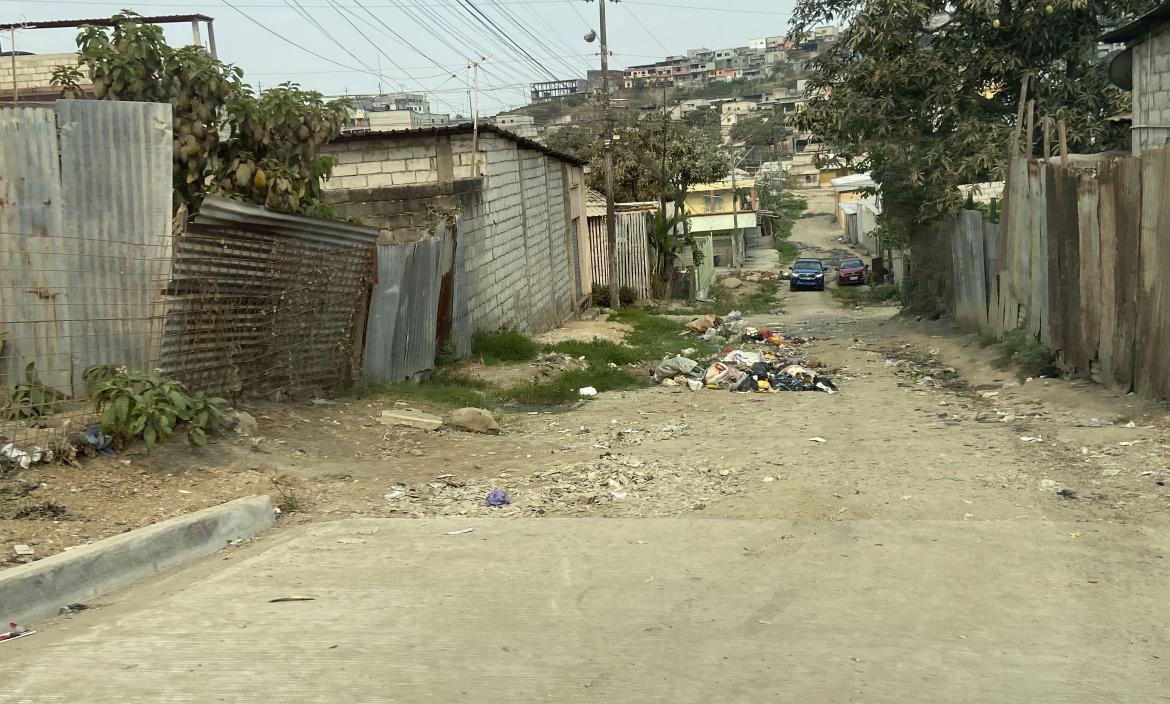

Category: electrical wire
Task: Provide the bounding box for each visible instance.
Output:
[327,0,468,113]
[456,0,559,81]
[620,2,671,56]
[10,0,793,14]
[284,0,384,80]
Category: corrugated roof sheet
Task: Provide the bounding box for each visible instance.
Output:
[1100,3,1170,43]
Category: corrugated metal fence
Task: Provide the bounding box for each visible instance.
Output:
[1,102,172,447]
[588,210,653,299]
[947,149,1170,398]
[363,224,456,382]
[162,197,377,398]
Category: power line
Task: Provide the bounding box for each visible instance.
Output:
[327,0,467,113]
[220,0,385,77]
[284,0,384,80]
[456,0,559,81]
[7,0,793,13]
[488,0,588,78]
[621,2,670,56]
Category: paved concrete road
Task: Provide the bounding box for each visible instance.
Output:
[6,518,1168,703]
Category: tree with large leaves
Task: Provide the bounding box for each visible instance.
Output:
[790,0,1151,238]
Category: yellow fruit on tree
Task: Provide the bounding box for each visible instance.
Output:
[253,169,268,189]
[1045,4,1053,14]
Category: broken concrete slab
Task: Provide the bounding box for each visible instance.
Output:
[449,407,500,435]
[379,409,443,431]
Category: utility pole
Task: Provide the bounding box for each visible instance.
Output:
[730,152,739,267]
[590,0,620,310]
[660,83,668,214]
[469,57,484,177]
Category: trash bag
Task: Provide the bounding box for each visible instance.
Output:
[721,349,762,367]
[653,356,700,382]
[771,372,817,391]
[686,314,721,333]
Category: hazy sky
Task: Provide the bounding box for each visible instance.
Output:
[2,0,796,114]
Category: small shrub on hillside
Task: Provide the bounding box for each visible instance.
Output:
[590,284,637,307]
[996,329,1057,379]
[471,329,537,364]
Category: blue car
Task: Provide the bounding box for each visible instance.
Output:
[789,258,826,291]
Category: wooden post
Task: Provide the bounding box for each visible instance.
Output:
[1011,74,1030,156]
[1025,100,1035,160]
[1058,119,1069,167]
[1043,118,1052,160]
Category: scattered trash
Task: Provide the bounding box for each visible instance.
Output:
[1019,436,1043,443]
[1039,479,1060,491]
[808,437,827,443]
[231,410,258,437]
[1068,531,1083,538]
[13,544,34,556]
[1118,440,1143,447]
[0,623,34,643]
[685,379,703,391]
[1,443,52,471]
[653,356,699,382]
[1074,418,1108,428]
[1101,468,1122,477]
[446,527,475,535]
[268,596,316,603]
[579,386,598,397]
[58,603,89,615]
[384,486,406,501]
[1124,421,1137,428]
[485,489,511,507]
[273,506,283,518]
[449,407,501,435]
[83,424,117,458]
[685,314,721,334]
[1057,488,1078,500]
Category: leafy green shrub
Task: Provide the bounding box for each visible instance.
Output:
[1,363,61,428]
[996,329,1057,379]
[591,284,637,307]
[470,330,538,364]
[93,368,227,448]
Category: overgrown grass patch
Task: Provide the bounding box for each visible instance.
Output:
[610,308,690,361]
[544,338,642,367]
[775,239,799,268]
[499,367,647,405]
[366,372,497,411]
[996,328,1057,379]
[830,283,901,307]
[470,329,538,364]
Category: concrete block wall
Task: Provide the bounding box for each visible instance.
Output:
[1133,29,1170,155]
[0,53,82,92]
[322,130,586,338]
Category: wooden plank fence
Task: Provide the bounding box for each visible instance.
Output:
[587,210,653,299]
[948,147,1170,399]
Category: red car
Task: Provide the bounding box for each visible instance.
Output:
[836,257,868,286]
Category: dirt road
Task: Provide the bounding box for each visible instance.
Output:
[4,190,1170,701]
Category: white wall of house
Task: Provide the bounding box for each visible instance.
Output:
[1132,26,1170,154]
[0,53,82,93]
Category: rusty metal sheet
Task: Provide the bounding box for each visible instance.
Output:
[162,196,377,398]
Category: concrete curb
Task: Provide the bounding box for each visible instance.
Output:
[1,495,274,625]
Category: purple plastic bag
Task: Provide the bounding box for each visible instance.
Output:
[485,489,511,507]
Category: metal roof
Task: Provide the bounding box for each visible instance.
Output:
[330,122,589,166]
[0,15,213,31]
[1100,3,1170,43]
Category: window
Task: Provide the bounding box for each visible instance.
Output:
[705,194,725,212]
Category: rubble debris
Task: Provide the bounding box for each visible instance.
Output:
[231,410,258,437]
[1,443,53,471]
[449,407,501,435]
[379,409,443,431]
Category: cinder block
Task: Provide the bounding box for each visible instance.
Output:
[356,161,383,175]
[331,163,358,177]
[406,157,432,172]
[336,175,368,189]
[366,172,395,187]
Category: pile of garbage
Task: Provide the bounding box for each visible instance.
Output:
[657,311,837,394]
